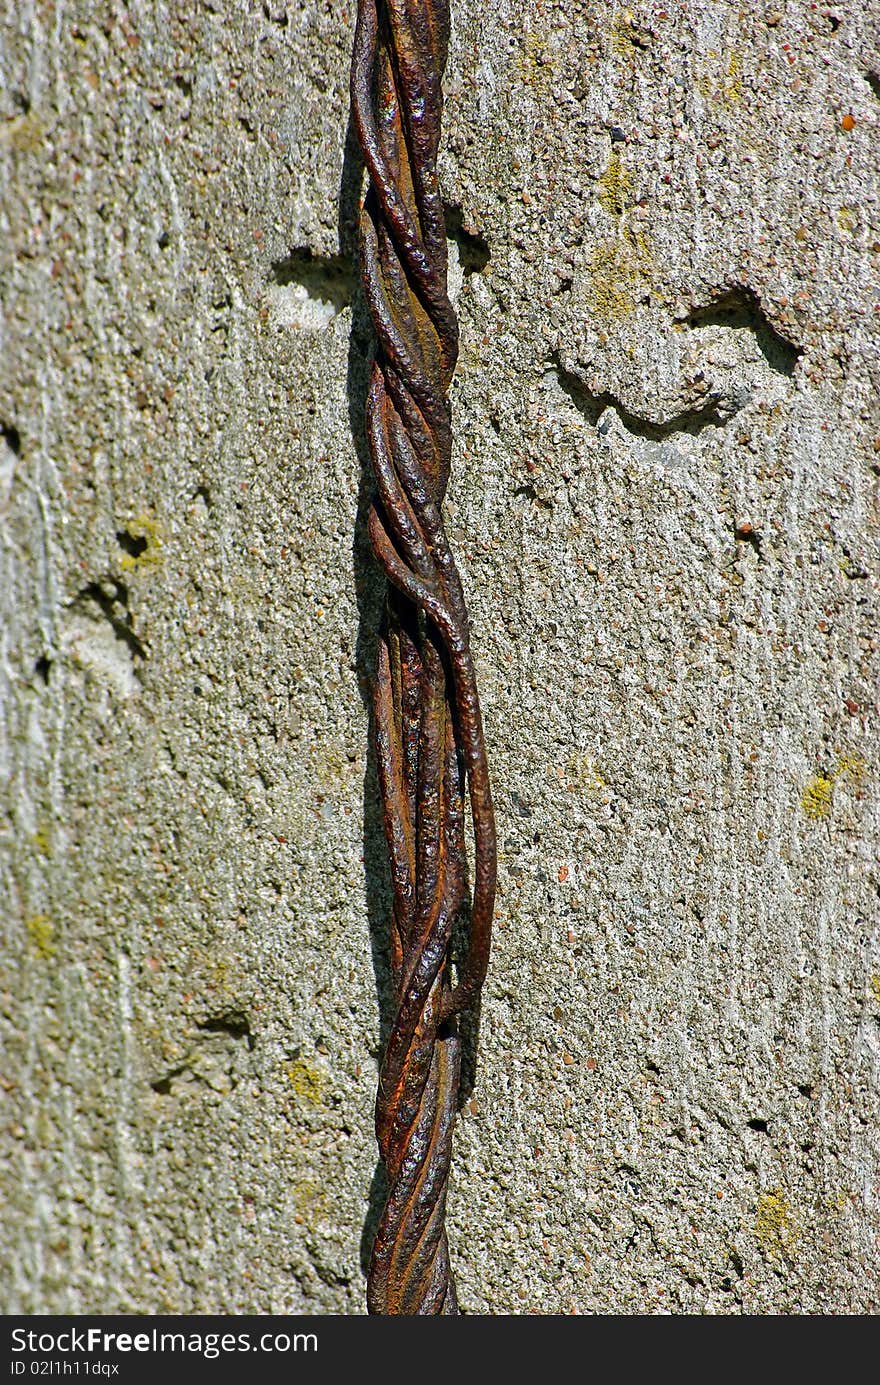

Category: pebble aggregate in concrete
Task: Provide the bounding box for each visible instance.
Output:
[1,1,878,1313]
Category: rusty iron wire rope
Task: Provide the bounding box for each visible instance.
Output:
[350,0,497,1315]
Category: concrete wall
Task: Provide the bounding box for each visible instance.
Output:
[2,0,878,1313]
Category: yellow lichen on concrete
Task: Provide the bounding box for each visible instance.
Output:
[836,206,857,234]
[287,1056,325,1106]
[598,151,634,218]
[515,34,554,98]
[801,775,833,820]
[291,1178,327,1222]
[801,755,867,820]
[586,230,655,322]
[725,51,743,103]
[870,975,880,1005]
[0,114,45,153]
[836,753,866,785]
[205,956,236,996]
[310,742,351,791]
[755,1190,796,1259]
[610,11,650,56]
[611,11,634,54]
[32,826,52,856]
[26,914,56,958]
[119,511,164,572]
[567,752,607,794]
[697,49,743,105]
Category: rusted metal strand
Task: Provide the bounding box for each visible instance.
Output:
[350,0,497,1315]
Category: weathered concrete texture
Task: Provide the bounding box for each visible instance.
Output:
[1,0,878,1314]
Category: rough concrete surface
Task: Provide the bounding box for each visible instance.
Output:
[1,0,879,1314]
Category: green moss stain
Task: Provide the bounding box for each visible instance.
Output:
[755,1190,796,1259]
[801,776,833,820]
[26,914,56,958]
[598,151,634,218]
[287,1057,325,1106]
[869,975,880,1006]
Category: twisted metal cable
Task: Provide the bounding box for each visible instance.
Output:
[350,0,497,1316]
